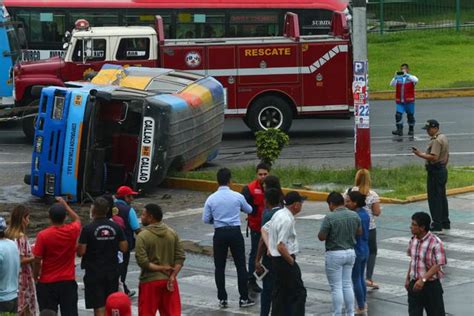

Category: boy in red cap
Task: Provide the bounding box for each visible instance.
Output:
[114,186,141,297]
[105,292,131,316]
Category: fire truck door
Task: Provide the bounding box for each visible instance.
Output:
[206,46,236,112]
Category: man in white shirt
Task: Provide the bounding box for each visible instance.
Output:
[261,191,307,316]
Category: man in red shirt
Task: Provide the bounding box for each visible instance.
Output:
[241,162,270,293]
[33,197,81,315]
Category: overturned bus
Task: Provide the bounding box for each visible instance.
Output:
[25,65,224,202]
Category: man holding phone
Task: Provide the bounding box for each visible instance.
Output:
[412,119,450,233]
[390,63,419,136]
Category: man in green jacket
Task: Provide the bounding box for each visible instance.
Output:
[135,203,185,316]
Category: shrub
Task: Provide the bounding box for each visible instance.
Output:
[255,128,289,166]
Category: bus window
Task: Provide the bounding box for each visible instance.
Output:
[123,13,171,38]
[116,38,150,60]
[176,12,224,39]
[72,39,106,62]
[70,11,118,27]
[299,9,334,35]
[16,10,65,45]
[229,12,279,37]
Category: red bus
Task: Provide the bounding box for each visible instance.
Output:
[4,0,349,60]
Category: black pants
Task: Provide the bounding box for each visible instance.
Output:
[248,230,261,282]
[408,279,445,316]
[427,167,450,230]
[37,280,78,316]
[366,228,377,280]
[84,271,119,309]
[271,256,306,316]
[0,297,18,313]
[213,226,249,301]
[120,251,131,285]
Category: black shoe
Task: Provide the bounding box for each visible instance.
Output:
[442,223,451,230]
[392,129,403,136]
[239,298,256,308]
[431,228,444,235]
[248,280,262,293]
[219,300,228,308]
[408,129,414,136]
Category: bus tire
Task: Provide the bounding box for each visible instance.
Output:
[22,99,39,142]
[247,96,292,133]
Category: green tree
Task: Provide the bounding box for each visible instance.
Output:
[255,128,289,166]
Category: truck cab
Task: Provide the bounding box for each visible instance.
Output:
[13,20,158,138]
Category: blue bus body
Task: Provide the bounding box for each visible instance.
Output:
[27,65,224,202]
[0,5,20,106]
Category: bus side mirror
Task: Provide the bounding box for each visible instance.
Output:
[17,27,27,49]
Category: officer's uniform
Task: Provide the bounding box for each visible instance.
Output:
[390,73,418,136]
[425,129,450,231]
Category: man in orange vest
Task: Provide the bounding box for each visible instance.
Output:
[390,63,419,136]
[241,162,270,293]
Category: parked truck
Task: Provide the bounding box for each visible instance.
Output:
[14,11,353,140]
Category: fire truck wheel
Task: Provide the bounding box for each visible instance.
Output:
[22,99,39,143]
[248,96,292,132]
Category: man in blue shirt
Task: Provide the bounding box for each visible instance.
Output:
[0,216,20,313]
[115,186,141,297]
[203,168,255,309]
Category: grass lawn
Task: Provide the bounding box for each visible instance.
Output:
[368,29,474,91]
[173,165,474,200]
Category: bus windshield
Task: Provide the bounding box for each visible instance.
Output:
[5,23,21,63]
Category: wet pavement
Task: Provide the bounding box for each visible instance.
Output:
[74,193,474,315]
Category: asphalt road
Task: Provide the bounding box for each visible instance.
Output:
[0,97,472,203]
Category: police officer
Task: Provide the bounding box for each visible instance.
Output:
[412,120,450,233]
[390,63,419,136]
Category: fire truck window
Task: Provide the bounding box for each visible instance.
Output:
[16,10,65,45]
[228,12,279,37]
[116,38,150,60]
[72,39,106,62]
[176,12,224,39]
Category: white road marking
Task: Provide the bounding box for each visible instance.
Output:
[383,236,474,253]
[372,151,474,157]
[0,161,30,164]
[298,214,326,220]
[164,208,203,219]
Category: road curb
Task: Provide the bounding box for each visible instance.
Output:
[371,88,474,100]
[164,177,474,204]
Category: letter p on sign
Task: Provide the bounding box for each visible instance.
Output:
[354,61,366,76]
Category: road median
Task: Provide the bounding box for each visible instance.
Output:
[371,88,474,100]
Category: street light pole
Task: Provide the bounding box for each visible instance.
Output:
[352,0,372,169]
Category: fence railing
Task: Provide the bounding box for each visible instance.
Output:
[366,0,474,34]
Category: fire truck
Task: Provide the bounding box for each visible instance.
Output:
[13,12,353,139]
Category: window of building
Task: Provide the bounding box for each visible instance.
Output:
[72,39,106,62]
[116,38,150,60]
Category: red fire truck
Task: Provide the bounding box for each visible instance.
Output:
[13,11,353,138]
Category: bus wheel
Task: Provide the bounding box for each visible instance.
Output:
[22,99,39,142]
[248,96,292,133]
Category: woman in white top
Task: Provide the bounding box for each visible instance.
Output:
[346,169,381,289]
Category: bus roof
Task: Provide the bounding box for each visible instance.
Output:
[3,0,348,11]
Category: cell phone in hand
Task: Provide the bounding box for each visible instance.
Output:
[411,147,417,151]
[397,71,404,76]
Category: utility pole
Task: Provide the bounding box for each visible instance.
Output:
[352,0,372,169]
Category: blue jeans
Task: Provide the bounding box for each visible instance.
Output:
[352,253,368,309]
[325,249,356,316]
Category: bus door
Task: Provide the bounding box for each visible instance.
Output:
[31,87,72,199]
[0,6,21,106]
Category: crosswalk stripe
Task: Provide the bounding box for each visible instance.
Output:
[442,228,474,239]
[382,236,474,254]
[298,214,326,220]
[377,248,474,270]
[164,208,203,219]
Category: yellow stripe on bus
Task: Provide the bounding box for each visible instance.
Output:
[119,76,152,90]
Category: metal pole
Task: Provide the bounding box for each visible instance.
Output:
[380,0,385,35]
[456,0,461,31]
[352,0,372,170]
